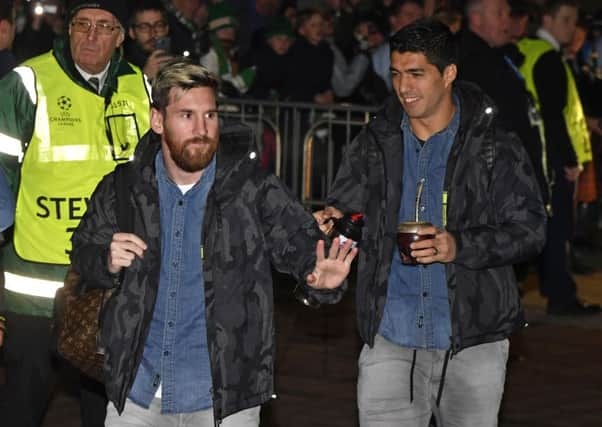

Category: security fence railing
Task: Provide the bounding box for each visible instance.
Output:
[218,98,379,207]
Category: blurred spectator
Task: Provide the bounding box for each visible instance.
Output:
[372,0,425,90]
[161,0,209,60]
[248,15,294,99]
[349,13,390,104]
[281,0,297,28]
[588,12,602,81]
[125,0,173,81]
[567,17,602,131]
[236,0,281,60]
[508,0,539,42]
[458,0,552,295]
[200,2,256,97]
[565,16,602,269]
[12,0,65,62]
[389,0,425,29]
[432,7,462,33]
[246,15,295,173]
[323,9,370,100]
[518,0,600,315]
[324,0,357,60]
[283,8,334,103]
[0,0,16,78]
[458,0,551,209]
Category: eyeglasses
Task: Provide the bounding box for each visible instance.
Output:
[133,21,168,34]
[71,19,120,36]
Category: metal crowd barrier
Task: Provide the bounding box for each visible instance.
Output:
[218,98,379,207]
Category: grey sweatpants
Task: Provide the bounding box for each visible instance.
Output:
[105,398,260,427]
[358,335,509,427]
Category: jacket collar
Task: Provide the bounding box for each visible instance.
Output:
[377,81,497,138]
[51,35,138,97]
[536,28,560,51]
[133,120,255,190]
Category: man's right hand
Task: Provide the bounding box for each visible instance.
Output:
[108,233,148,274]
[313,206,344,235]
[143,50,172,81]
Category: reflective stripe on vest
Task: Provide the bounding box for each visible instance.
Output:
[0,132,23,159]
[4,272,63,298]
[13,54,150,265]
[517,38,592,165]
[564,64,592,164]
[0,67,36,159]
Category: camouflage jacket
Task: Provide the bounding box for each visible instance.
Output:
[71,124,339,419]
[327,81,547,353]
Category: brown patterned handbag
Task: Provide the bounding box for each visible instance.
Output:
[55,271,112,383]
[53,163,132,382]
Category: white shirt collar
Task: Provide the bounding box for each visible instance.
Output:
[75,61,111,92]
[536,28,561,51]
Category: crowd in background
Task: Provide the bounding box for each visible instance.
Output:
[1,2,602,308]
[1,0,602,314]
[2,0,602,105]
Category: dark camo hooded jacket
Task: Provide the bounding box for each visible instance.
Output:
[70,123,341,420]
[327,81,547,353]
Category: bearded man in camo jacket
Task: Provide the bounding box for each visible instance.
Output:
[70,60,357,427]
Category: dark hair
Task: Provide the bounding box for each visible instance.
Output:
[542,0,578,17]
[389,0,424,18]
[0,0,15,23]
[295,7,321,31]
[129,0,168,28]
[390,18,458,73]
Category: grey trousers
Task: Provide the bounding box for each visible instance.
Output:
[104,398,260,427]
[358,335,509,427]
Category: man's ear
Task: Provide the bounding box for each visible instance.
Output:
[150,107,164,134]
[0,20,10,50]
[443,64,457,88]
[0,19,8,36]
[116,30,125,47]
[468,9,481,32]
[128,27,135,40]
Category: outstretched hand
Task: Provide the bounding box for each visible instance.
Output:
[306,238,358,289]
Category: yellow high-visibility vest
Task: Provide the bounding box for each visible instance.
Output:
[12,53,150,265]
[517,37,592,165]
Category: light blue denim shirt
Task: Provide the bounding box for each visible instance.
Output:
[378,97,460,350]
[129,152,216,413]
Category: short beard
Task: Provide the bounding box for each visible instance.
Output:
[166,135,219,173]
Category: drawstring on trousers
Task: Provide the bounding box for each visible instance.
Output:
[409,349,417,402]
[408,348,452,407]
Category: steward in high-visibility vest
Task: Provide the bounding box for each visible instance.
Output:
[518,36,592,167]
[0,36,151,317]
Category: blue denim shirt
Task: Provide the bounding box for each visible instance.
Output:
[129,153,216,413]
[378,98,460,350]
